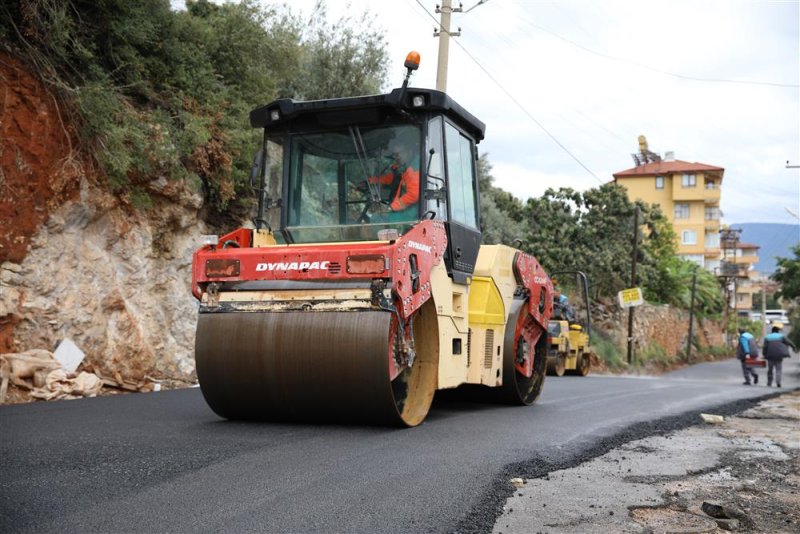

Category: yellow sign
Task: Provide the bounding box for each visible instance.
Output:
[618,287,644,308]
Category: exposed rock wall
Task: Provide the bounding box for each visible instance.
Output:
[593,301,726,358]
[2,176,206,382]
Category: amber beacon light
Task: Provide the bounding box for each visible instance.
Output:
[404,51,420,70]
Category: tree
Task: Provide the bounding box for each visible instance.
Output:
[477,154,525,245]
[283,2,388,100]
[771,244,800,346]
[772,244,800,301]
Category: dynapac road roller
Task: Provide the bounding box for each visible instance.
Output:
[191,53,553,426]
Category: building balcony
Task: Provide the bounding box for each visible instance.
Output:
[704,219,721,231]
[703,188,721,203]
[671,186,704,202]
[737,283,759,294]
[732,254,759,265]
[703,247,721,257]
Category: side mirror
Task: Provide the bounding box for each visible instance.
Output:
[426,149,443,183]
[249,148,265,189]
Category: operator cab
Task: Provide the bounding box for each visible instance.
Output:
[249,60,486,284]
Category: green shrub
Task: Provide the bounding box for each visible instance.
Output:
[638,342,671,368]
[3,0,388,216]
[591,330,625,370]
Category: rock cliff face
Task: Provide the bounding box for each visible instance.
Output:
[1,52,206,382]
[3,177,205,381]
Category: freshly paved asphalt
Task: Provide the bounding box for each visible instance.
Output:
[1,358,795,533]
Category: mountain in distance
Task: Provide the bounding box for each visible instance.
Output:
[730,223,799,275]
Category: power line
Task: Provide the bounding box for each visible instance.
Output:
[517,15,799,89]
[413,0,604,183]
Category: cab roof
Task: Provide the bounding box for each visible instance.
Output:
[250,87,486,143]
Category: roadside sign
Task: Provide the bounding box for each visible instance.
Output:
[618,287,644,308]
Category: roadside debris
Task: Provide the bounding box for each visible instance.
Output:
[95,370,162,393]
[52,337,86,373]
[509,478,524,489]
[699,413,725,424]
[29,368,103,400]
[0,349,104,402]
[0,349,62,402]
[0,342,169,403]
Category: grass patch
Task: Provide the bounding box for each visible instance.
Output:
[591,330,625,371]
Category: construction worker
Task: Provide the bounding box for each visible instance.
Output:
[736,328,760,385]
[762,323,796,388]
[552,289,576,323]
[367,133,420,222]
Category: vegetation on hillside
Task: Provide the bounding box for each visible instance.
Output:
[1,0,387,215]
[772,244,800,346]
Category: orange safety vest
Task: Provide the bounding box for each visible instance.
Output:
[370,165,420,211]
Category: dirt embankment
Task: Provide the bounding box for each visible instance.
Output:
[0,51,82,352]
[0,51,81,262]
[1,52,205,391]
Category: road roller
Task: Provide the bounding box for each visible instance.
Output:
[191,53,554,426]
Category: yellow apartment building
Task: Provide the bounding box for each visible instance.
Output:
[613,155,724,271]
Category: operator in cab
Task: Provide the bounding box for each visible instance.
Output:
[367,132,420,222]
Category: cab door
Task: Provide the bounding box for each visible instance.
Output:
[442,120,481,284]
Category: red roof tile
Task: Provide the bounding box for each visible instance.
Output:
[613,160,724,178]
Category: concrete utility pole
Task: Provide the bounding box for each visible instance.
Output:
[627,206,639,365]
[686,265,698,362]
[761,283,768,339]
[434,0,462,92]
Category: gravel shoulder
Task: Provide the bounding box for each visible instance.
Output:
[492,390,800,533]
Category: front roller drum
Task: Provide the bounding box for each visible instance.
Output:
[195,307,437,427]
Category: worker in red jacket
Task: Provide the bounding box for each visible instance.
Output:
[368,136,420,222]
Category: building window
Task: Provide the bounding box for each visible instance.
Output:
[705,206,720,220]
[705,232,720,248]
[682,173,696,187]
[705,179,716,189]
[655,176,664,189]
[674,203,690,219]
[682,230,697,245]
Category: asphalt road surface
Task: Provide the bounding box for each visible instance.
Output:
[1,358,795,533]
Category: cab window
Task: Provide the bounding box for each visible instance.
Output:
[444,122,478,229]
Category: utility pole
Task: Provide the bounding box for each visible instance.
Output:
[434,0,462,92]
[720,227,741,348]
[686,266,698,362]
[627,206,639,365]
[761,282,767,339]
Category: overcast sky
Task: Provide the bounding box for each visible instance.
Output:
[284,0,799,226]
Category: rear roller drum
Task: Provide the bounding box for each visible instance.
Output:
[575,351,591,376]
[547,353,566,377]
[500,299,547,405]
